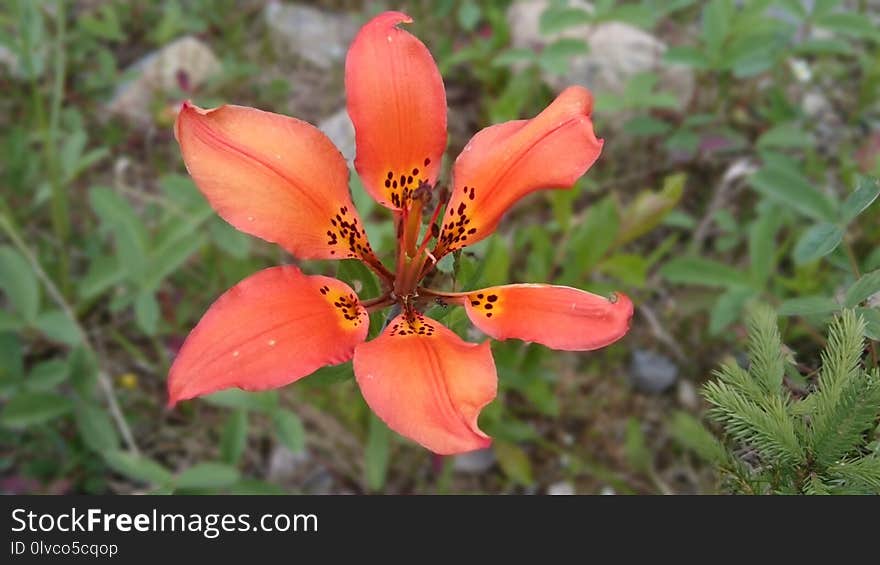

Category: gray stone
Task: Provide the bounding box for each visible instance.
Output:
[629,349,679,394]
[267,445,311,483]
[264,2,358,70]
[0,44,20,76]
[507,0,694,110]
[107,36,220,126]
[677,379,699,410]
[547,481,576,495]
[318,108,356,164]
[453,447,496,473]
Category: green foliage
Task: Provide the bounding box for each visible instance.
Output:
[681,308,880,494]
[2,0,878,495]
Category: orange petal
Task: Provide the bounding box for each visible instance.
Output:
[464,284,633,351]
[168,266,368,405]
[175,101,378,262]
[345,11,447,210]
[353,312,497,454]
[437,86,603,254]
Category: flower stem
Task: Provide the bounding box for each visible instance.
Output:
[45,0,70,295]
[0,212,140,455]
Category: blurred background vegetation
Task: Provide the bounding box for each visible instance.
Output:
[1,0,879,494]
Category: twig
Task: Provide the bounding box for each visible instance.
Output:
[0,213,140,455]
[638,301,687,363]
[690,158,757,252]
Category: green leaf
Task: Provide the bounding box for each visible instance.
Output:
[0,392,72,428]
[25,359,69,392]
[539,5,592,35]
[749,162,837,222]
[365,413,390,492]
[0,333,24,386]
[538,38,589,75]
[69,346,98,397]
[209,219,250,258]
[624,418,652,474]
[600,254,648,287]
[202,389,278,412]
[756,123,813,150]
[845,270,880,308]
[273,409,306,453]
[493,47,536,67]
[778,296,840,316]
[34,310,81,346]
[457,2,481,31]
[141,232,206,292]
[175,462,241,490]
[134,291,160,336]
[793,223,843,264]
[664,46,710,69]
[622,115,672,137]
[661,257,751,288]
[220,410,248,465]
[0,310,23,333]
[617,173,684,245]
[494,441,534,486]
[816,12,880,40]
[702,0,733,57]
[75,401,120,452]
[840,177,880,224]
[857,308,880,341]
[79,255,126,301]
[103,450,173,485]
[0,246,40,324]
[749,207,779,287]
[561,196,619,282]
[304,363,354,387]
[89,186,148,279]
[710,287,755,334]
[668,411,727,464]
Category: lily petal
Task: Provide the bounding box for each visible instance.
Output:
[168,266,369,405]
[353,312,496,454]
[175,102,378,262]
[437,86,602,255]
[464,284,632,351]
[345,11,447,210]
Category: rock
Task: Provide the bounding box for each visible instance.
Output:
[267,445,311,483]
[677,379,699,410]
[506,0,694,110]
[629,349,679,394]
[0,44,20,76]
[318,108,356,164]
[107,36,220,126]
[264,2,358,70]
[453,447,496,473]
[547,481,576,495]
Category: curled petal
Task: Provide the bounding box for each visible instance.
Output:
[345,11,447,210]
[464,284,633,351]
[168,267,369,405]
[353,312,497,454]
[436,86,602,254]
[175,102,378,262]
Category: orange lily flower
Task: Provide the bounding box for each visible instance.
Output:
[168,11,633,455]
